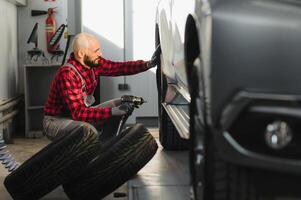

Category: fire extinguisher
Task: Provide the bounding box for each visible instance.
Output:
[45,8,57,53]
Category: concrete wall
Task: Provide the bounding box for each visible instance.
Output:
[0,0,18,99]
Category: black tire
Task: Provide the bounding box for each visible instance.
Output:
[203,133,258,200]
[63,123,158,200]
[4,125,101,200]
[188,62,205,200]
[156,56,188,150]
[160,107,188,150]
[186,58,258,199]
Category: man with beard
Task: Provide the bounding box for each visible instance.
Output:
[43,32,160,141]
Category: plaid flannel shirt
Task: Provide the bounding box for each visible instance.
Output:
[44,54,149,123]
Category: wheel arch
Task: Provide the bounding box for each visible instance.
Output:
[184,14,201,95]
[155,23,162,95]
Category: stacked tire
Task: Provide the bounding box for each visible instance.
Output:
[4,123,157,200]
[63,123,158,200]
[4,125,102,200]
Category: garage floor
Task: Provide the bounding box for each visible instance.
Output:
[0,129,191,200]
[128,142,190,200]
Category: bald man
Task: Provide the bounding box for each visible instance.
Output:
[43,32,160,141]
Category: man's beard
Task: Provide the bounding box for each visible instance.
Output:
[84,55,99,68]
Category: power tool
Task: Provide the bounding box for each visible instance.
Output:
[121,95,146,107]
[116,95,146,136]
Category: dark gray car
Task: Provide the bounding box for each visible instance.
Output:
[156,0,301,199]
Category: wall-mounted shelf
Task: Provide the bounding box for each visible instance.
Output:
[6,0,27,6]
[24,64,60,138]
[28,106,45,110]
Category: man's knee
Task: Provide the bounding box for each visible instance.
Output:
[43,116,99,141]
[78,122,99,138]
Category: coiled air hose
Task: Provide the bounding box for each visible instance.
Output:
[0,139,18,172]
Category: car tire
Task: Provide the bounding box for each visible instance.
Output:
[4,125,101,200]
[187,57,258,200]
[188,61,205,200]
[62,123,158,200]
[204,133,259,200]
[156,55,188,150]
[160,105,188,150]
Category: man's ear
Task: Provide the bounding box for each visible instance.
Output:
[77,48,85,59]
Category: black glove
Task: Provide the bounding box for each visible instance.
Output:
[97,98,122,108]
[147,44,161,69]
[111,102,134,116]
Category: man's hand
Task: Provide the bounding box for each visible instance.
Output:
[147,44,161,69]
[111,102,134,116]
[97,98,122,108]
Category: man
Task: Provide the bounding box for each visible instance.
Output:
[43,32,160,141]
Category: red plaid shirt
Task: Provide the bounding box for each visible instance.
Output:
[44,54,149,123]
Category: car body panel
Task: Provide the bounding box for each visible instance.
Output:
[156,0,176,82]
[210,0,301,126]
[156,0,301,174]
[171,1,195,89]
[156,0,196,96]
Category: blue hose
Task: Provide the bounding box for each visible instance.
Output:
[0,139,18,172]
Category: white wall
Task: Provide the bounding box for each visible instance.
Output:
[0,0,18,99]
[83,0,159,123]
[17,0,67,93]
[17,0,159,123]
[129,0,160,120]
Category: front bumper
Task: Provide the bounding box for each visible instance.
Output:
[214,91,301,174]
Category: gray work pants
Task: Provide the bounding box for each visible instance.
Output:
[43,115,122,141]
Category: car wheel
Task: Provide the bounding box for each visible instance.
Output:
[188,59,205,199]
[156,54,188,150]
[62,124,158,200]
[204,133,259,200]
[188,57,259,200]
[4,125,101,200]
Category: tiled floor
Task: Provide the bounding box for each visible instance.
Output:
[0,136,127,200]
[2,130,299,200]
[0,128,191,200]
[128,145,190,200]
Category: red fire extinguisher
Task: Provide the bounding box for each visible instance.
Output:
[45,8,57,53]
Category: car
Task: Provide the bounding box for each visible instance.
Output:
[155,0,301,199]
